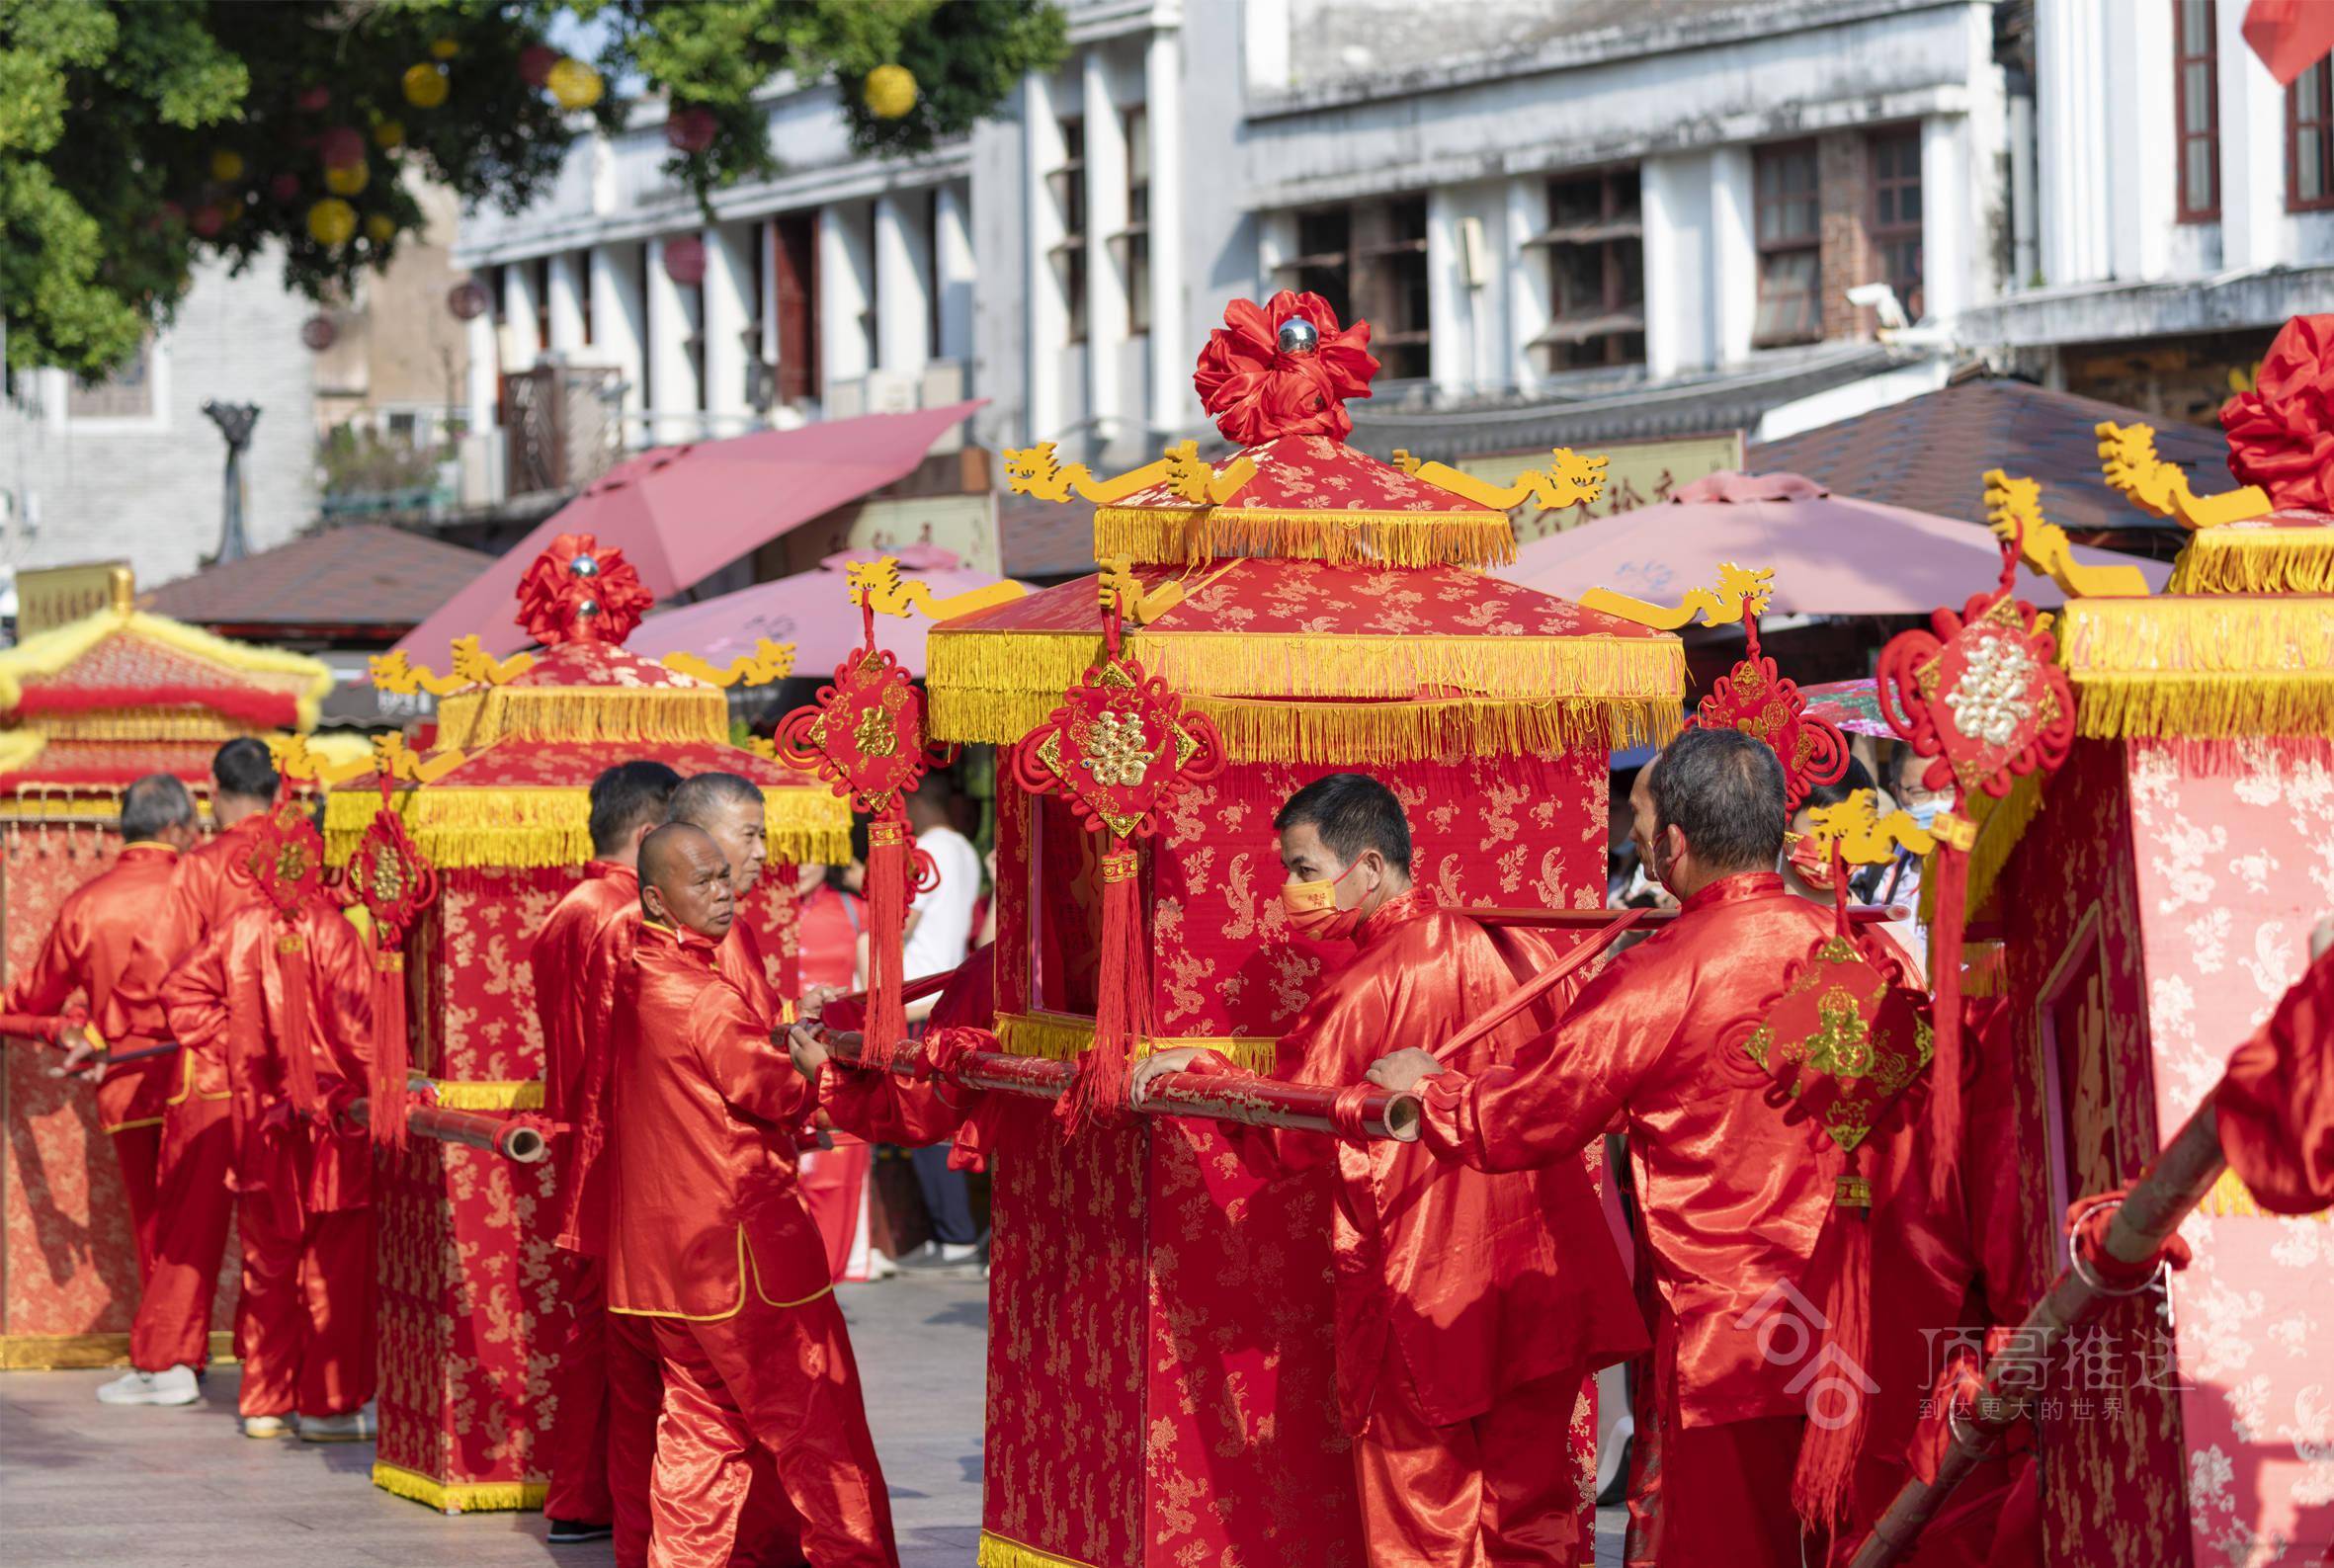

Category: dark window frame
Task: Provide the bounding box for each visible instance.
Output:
[2175,0,2221,222]
[1535,166,1645,371]
[2291,58,2334,212]
[1753,140,1822,349]
[1868,127,1925,322]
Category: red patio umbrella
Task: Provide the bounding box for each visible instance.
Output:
[395,400,984,660]
[1496,469,2171,615]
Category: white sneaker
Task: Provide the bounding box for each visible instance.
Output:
[94,1365,201,1407]
[864,1250,900,1280]
[298,1410,373,1443]
[242,1414,291,1439]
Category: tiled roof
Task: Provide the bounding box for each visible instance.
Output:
[1750,378,2231,533]
[145,524,492,632]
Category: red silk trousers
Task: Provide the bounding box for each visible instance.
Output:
[632,1290,895,1568]
[235,1206,374,1419]
[1650,1414,1809,1568]
[545,1251,616,1525]
[110,1122,162,1282]
[1354,1365,1595,1568]
[127,1097,234,1371]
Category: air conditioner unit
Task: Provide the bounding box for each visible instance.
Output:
[863,371,921,414]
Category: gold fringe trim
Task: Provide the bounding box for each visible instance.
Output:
[2058,597,2334,739]
[976,1532,1100,1568]
[1093,505,1516,569]
[2196,1166,2334,1221]
[0,1329,236,1370]
[433,685,732,751]
[424,1078,545,1112]
[928,629,1684,746]
[0,610,332,729]
[994,1012,1279,1075]
[2166,527,2334,596]
[1948,769,2049,924]
[1194,693,1680,762]
[0,730,46,774]
[324,784,850,869]
[372,1459,547,1515]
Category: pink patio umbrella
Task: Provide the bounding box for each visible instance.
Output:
[1497,469,2172,614]
[635,545,1024,680]
[395,400,984,661]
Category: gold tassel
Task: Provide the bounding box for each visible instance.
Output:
[1093,505,1518,569]
[423,1078,545,1112]
[434,685,733,750]
[975,1532,1100,1568]
[1947,769,2050,923]
[324,784,850,869]
[371,1459,548,1515]
[994,1013,1278,1074]
[2058,596,2334,739]
[2167,528,2334,594]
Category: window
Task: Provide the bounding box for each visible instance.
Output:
[66,338,155,420]
[1123,106,1151,336]
[1284,207,1353,323]
[1870,129,1924,321]
[577,250,595,345]
[1050,116,1088,344]
[533,256,552,351]
[1354,197,1430,380]
[773,214,819,405]
[2292,58,2334,210]
[1530,168,1644,371]
[1753,142,1821,347]
[489,263,510,324]
[2175,0,2221,220]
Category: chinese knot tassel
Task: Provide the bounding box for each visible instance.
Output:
[1792,1201,1875,1530]
[276,929,322,1119]
[1059,844,1147,1132]
[863,813,913,1069]
[369,946,410,1151]
[1925,829,1971,1193]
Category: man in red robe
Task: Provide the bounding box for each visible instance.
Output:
[0,773,199,1305]
[1137,773,1645,1568]
[609,823,895,1568]
[161,808,376,1442]
[1369,728,1939,1568]
[530,760,680,1547]
[2213,917,2334,1214]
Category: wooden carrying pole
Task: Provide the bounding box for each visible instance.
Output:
[1848,1104,2228,1568]
[824,1034,1422,1142]
[347,1097,551,1164]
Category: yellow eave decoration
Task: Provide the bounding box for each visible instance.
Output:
[0,607,334,730]
[370,635,537,698]
[1797,789,1937,867]
[2096,421,2271,530]
[846,556,1026,621]
[660,639,798,689]
[1391,446,1611,514]
[1983,469,2155,599]
[2056,596,2334,739]
[1580,563,1776,630]
[271,731,466,787]
[1003,440,1255,508]
[322,781,851,869]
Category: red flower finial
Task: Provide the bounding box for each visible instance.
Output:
[1193,291,1379,447]
[2221,312,2334,512]
[516,533,653,646]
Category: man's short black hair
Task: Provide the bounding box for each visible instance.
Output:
[588,761,682,856]
[1649,726,1788,873]
[1274,772,1413,874]
[211,737,279,802]
[1798,757,1876,815]
[120,774,194,842]
[667,771,762,828]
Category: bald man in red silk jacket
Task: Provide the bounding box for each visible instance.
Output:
[162,841,376,1442]
[1139,773,1645,1568]
[608,823,894,1568]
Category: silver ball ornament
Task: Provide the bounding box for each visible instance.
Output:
[568,553,601,578]
[1277,317,1320,357]
[577,598,600,618]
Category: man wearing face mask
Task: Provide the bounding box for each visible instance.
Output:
[1134,773,1644,1568]
[1368,727,1957,1568]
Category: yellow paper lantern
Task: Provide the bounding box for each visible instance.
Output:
[209,149,245,183]
[365,212,397,244]
[430,37,458,60]
[307,198,357,247]
[546,57,603,111]
[324,160,370,197]
[402,62,450,109]
[372,119,405,150]
[863,63,917,121]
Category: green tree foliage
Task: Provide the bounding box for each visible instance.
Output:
[0,0,1065,381]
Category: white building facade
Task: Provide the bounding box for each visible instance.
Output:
[450,0,2332,494]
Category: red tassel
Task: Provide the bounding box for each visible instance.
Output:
[370,947,410,1151]
[864,813,912,1069]
[1058,843,1147,1132]
[277,930,321,1118]
[1792,1197,1875,1530]
[1925,837,1971,1193]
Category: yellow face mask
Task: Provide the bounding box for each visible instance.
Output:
[1280,859,1364,940]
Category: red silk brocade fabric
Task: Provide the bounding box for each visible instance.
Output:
[2214,943,2334,1214]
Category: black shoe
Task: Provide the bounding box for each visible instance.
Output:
[545,1519,614,1544]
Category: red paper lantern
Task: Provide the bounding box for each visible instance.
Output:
[319,125,366,170]
[270,172,302,203]
[447,280,491,321]
[665,106,715,154]
[295,85,331,113]
[190,205,225,238]
[662,234,708,286]
[301,314,338,352]
[518,42,557,87]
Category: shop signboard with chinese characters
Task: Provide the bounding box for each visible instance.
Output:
[1459,431,1743,543]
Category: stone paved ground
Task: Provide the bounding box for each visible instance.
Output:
[0,1272,1622,1566]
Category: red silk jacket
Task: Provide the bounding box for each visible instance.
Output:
[2214,942,2334,1215]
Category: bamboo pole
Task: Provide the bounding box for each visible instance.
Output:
[1847,1104,2227,1568]
[347,1098,550,1164]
